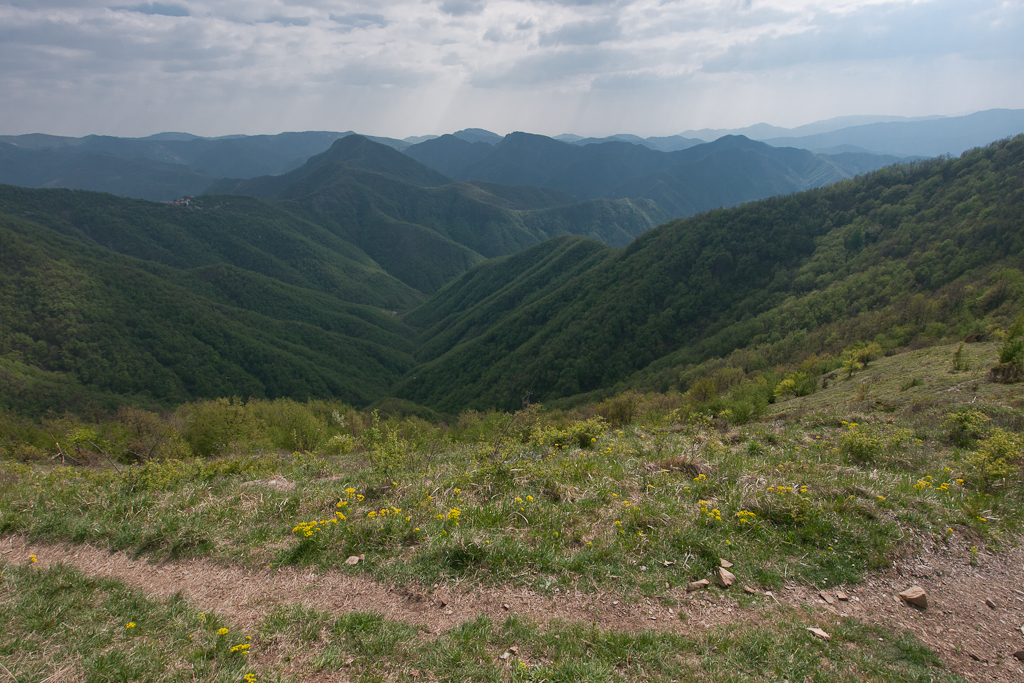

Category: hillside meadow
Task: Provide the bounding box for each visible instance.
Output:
[2,339,1022,681]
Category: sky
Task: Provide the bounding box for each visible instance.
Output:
[1,0,1022,138]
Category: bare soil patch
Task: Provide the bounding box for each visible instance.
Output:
[3,534,1023,682]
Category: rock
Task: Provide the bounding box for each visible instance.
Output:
[715,567,736,588]
[819,591,835,605]
[499,651,511,661]
[687,579,710,592]
[899,586,928,609]
[835,590,849,601]
[984,598,996,610]
[720,558,734,569]
[344,555,361,565]
[1012,650,1024,662]
[807,627,831,641]
[502,604,511,611]
[743,586,757,595]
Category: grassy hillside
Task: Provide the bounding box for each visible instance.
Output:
[396,136,1024,413]
[1,340,1020,682]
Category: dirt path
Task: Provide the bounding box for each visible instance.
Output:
[3,534,1023,682]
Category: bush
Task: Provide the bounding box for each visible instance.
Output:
[944,409,991,449]
[180,398,267,458]
[597,391,641,427]
[965,429,1020,491]
[248,399,328,453]
[532,417,607,451]
[363,411,409,480]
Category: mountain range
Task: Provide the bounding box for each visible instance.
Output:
[3,108,1021,207]
[1,133,1021,417]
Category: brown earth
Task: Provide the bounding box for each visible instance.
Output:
[3,534,1023,682]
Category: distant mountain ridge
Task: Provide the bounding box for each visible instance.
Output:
[405,132,901,219]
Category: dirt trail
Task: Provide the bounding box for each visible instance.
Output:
[3,535,1023,682]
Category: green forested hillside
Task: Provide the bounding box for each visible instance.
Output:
[0,186,423,309]
[212,136,666,293]
[0,205,419,416]
[2,137,1022,418]
[395,136,1024,412]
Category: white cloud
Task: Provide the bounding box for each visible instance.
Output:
[0,0,1020,137]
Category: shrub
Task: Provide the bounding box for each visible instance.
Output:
[965,429,1021,491]
[531,417,607,451]
[248,399,328,453]
[944,409,991,449]
[991,314,1024,383]
[597,391,641,427]
[180,398,266,458]
[363,411,409,480]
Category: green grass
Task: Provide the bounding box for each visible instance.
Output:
[0,560,966,682]
[0,560,255,682]
[2,346,1020,596]
[0,341,1018,680]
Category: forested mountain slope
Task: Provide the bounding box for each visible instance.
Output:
[211,136,667,293]
[0,210,419,415]
[394,136,1024,412]
[0,185,422,309]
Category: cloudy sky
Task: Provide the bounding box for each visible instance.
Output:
[1,0,1022,138]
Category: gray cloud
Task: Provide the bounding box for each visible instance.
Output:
[472,46,630,87]
[439,0,486,17]
[538,17,621,46]
[119,3,190,16]
[329,13,388,30]
[257,15,311,26]
[701,0,1024,73]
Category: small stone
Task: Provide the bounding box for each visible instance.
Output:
[1012,650,1024,662]
[899,586,928,609]
[984,598,996,610]
[836,590,849,601]
[743,586,757,595]
[819,591,835,605]
[687,579,710,592]
[715,567,736,588]
[502,604,511,610]
[807,627,831,641]
[344,555,361,565]
[720,558,734,569]
[499,651,511,661]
